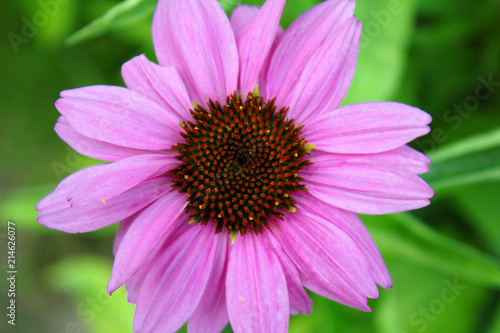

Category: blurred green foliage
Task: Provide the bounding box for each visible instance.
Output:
[1,0,499,332]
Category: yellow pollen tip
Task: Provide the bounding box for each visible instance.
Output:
[275,201,280,206]
[100,199,105,204]
[239,296,245,301]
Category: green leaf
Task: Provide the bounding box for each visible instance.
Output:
[65,0,156,46]
[487,302,500,333]
[453,183,500,256]
[423,127,500,191]
[363,213,500,288]
[427,127,500,163]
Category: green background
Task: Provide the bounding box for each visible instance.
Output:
[1,0,500,332]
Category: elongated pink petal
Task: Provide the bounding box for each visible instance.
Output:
[230,5,259,40]
[56,85,182,150]
[36,155,173,214]
[188,232,231,333]
[302,157,434,214]
[227,232,289,333]
[270,212,377,311]
[232,0,286,94]
[133,222,220,333]
[65,153,179,207]
[37,177,171,233]
[113,215,134,256]
[309,145,431,175]
[266,0,355,108]
[107,190,188,294]
[289,19,361,124]
[55,117,151,162]
[117,216,163,304]
[152,0,238,104]
[122,54,192,121]
[305,102,432,154]
[266,232,312,315]
[230,4,285,99]
[295,192,392,288]
[127,272,149,306]
[36,166,89,214]
[125,257,155,304]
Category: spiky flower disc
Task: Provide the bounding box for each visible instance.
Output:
[172,93,311,234]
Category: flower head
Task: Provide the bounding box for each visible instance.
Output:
[37,0,433,332]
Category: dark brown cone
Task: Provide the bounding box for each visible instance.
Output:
[171,93,312,235]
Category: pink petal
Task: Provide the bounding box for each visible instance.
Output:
[113,215,134,256]
[305,102,432,154]
[107,190,188,294]
[258,27,284,101]
[231,0,286,95]
[270,212,377,311]
[56,85,182,150]
[36,166,88,214]
[121,54,192,121]
[37,177,171,233]
[133,222,220,333]
[152,0,238,104]
[309,145,431,175]
[35,153,177,216]
[230,5,259,40]
[288,18,361,124]
[266,232,312,315]
[226,232,289,333]
[266,0,355,108]
[302,156,434,214]
[188,232,231,333]
[230,4,285,99]
[65,153,179,207]
[125,258,154,304]
[55,117,151,162]
[295,192,392,288]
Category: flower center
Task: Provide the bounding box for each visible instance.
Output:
[172,93,312,234]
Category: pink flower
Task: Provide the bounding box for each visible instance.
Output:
[37,0,434,332]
